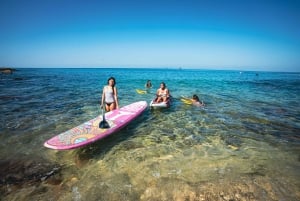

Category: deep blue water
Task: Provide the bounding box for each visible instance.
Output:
[1,68,300,200]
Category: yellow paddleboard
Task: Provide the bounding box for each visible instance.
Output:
[136,89,147,94]
[180,96,193,105]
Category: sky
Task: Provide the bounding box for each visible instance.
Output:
[0,0,300,72]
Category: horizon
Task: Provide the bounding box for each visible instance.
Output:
[1,0,300,72]
[4,66,300,73]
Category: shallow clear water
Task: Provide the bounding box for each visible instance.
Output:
[1,68,299,200]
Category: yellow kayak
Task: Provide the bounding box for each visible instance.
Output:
[136,89,147,94]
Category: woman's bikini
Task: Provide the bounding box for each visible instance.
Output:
[104,86,115,106]
[158,88,168,97]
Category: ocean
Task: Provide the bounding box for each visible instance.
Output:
[1,68,299,200]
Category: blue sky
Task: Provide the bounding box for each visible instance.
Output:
[0,0,299,71]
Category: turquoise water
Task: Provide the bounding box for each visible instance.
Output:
[1,68,300,200]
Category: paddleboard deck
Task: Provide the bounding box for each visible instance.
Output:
[44,101,148,150]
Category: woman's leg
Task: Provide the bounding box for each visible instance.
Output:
[109,102,116,111]
[105,104,110,112]
[156,97,162,103]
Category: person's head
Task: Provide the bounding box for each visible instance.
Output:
[146,80,152,87]
[107,77,116,87]
[160,82,166,89]
[192,94,199,101]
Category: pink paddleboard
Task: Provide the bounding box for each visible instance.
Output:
[44,101,148,150]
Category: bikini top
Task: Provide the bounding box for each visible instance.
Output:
[104,86,115,103]
[158,88,168,97]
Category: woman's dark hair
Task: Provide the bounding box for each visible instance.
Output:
[107,77,116,87]
[192,94,199,101]
[146,80,152,87]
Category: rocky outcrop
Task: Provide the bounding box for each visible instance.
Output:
[0,68,16,74]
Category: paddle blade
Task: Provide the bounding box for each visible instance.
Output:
[99,119,110,129]
[99,113,110,129]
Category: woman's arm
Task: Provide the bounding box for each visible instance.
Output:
[156,89,160,97]
[101,86,105,107]
[166,89,170,97]
[114,87,119,108]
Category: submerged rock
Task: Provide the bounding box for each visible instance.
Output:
[0,155,62,196]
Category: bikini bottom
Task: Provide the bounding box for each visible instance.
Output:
[106,102,114,106]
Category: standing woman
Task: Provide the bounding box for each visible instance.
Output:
[101,77,119,111]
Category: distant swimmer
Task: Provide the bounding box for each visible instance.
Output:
[191,94,205,107]
[145,80,152,88]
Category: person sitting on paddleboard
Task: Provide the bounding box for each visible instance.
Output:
[145,80,152,88]
[101,77,119,111]
[155,82,170,103]
[191,94,205,107]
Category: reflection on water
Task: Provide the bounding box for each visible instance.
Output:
[1,69,300,200]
